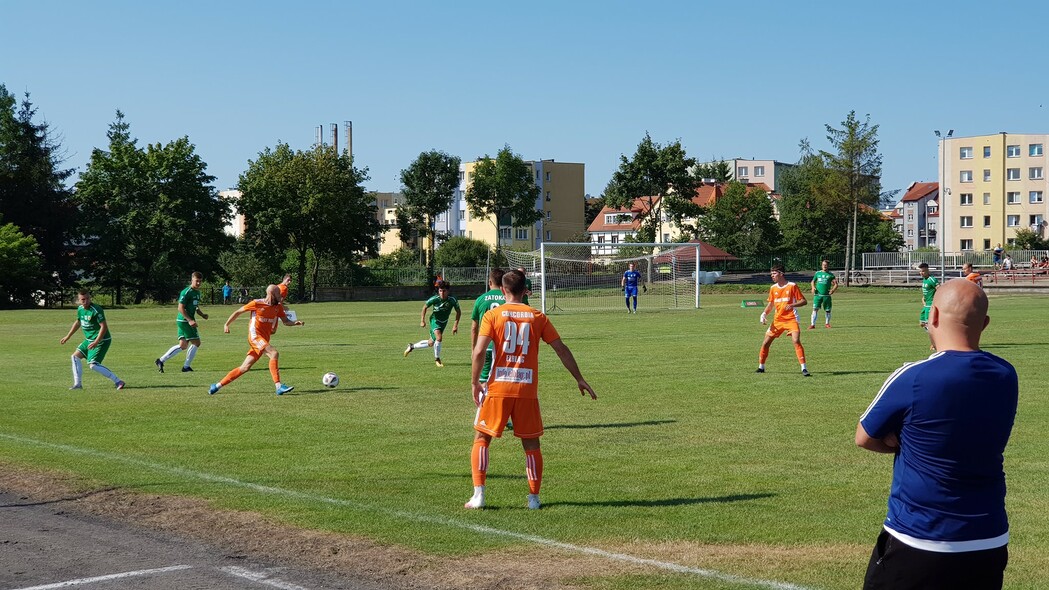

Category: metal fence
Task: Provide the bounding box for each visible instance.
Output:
[862,250,1049,270]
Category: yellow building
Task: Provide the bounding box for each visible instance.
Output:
[442,159,585,249]
[941,133,1048,252]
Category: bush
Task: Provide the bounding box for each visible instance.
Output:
[434,237,493,268]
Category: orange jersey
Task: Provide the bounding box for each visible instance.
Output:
[966,272,983,286]
[479,302,561,399]
[767,282,804,324]
[241,298,287,352]
[278,283,289,299]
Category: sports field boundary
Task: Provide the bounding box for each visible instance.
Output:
[0,432,813,590]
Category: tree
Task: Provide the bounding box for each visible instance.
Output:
[0,85,76,303]
[604,133,699,242]
[399,150,461,280]
[465,145,542,249]
[584,195,605,227]
[0,218,45,307]
[76,112,232,303]
[694,160,733,183]
[238,143,381,300]
[434,236,494,268]
[698,181,782,257]
[1012,227,1049,251]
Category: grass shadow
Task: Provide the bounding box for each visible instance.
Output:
[546,420,676,430]
[545,492,776,508]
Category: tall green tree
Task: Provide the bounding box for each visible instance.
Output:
[698,181,782,257]
[465,145,542,249]
[434,236,493,268]
[399,150,461,280]
[605,133,699,242]
[0,85,76,303]
[694,160,733,183]
[0,218,45,307]
[238,143,381,300]
[76,111,231,303]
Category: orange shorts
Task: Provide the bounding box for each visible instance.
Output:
[474,395,543,438]
[766,319,800,338]
[247,338,271,358]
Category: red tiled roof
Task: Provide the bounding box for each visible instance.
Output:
[586,196,659,232]
[902,182,938,202]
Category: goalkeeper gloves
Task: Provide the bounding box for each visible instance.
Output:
[642,284,647,293]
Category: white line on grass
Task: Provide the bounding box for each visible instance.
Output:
[0,433,813,590]
[219,566,312,590]
[8,565,193,590]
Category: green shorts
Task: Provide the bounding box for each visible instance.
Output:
[177,321,200,341]
[429,318,448,340]
[479,346,494,381]
[813,294,832,311]
[920,306,931,323]
[77,338,112,364]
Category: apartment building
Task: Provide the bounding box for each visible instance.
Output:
[436,159,586,249]
[893,182,939,250]
[698,159,794,192]
[372,191,408,255]
[941,133,1049,252]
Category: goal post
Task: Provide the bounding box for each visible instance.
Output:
[503,242,702,313]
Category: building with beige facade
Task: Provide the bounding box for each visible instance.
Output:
[940,133,1049,253]
[435,159,585,250]
[219,189,246,238]
[372,191,410,255]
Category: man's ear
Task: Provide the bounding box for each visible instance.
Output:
[929,306,940,328]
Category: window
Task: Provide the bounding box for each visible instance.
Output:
[535,170,540,181]
[960,146,973,159]
[459,230,465,236]
[663,233,670,242]
[960,193,973,205]
[754,165,765,176]
[545,191,551,201]
[984,146,992,158]
[929,222,937,233]
[1031,143,1044,157]
[983,192,991,205]
[1008,145,1021,157]
[1030,167,1043,180]
[984,169,992,182]
[984,215,992,227]
[1007,238,1017,246]
[895,224,903,233]
[737,166,748,178]
[459,171,465,182]
[516,228,529,240]
[960,216,973,228]
[545,231,551,240]
[1008,191,1021,204]
[546,211,551,220]
[907,229,914,237]
[1008,215,1020,227]
[907,213,914,221]
[984,239,991,250]
[960,239,974,251]
[1007,168,1020,181]
[545,172,551,182]
[1031,191,1044,204]
[1031,215,1044,227]
[499,228,511,239]
[611,235,619,244]
[960,170,973,182]
[597,235,605,244]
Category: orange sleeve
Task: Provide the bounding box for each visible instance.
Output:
[538,315,561,344]
[278,284,288,298]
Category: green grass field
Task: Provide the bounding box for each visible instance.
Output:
[2,289,1047,589]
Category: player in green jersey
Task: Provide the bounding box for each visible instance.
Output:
[918,262,940,332]
[471,268,506,383]
[155,271,209,373]
[809,259,838,329]
[404,280,461,367]
[59,290,125,390]
[517,267,533,306]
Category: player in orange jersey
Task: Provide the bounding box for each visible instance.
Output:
[209,284,304,396]
[465,270,596,510]
[962,262,983,288]
[757,263,810,376]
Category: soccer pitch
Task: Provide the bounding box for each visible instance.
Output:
[2,290,1047,589]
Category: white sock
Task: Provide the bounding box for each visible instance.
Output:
[810,311,817,326]
[825,312,832,324]
[71,355,83,386]
[160,344,183,363]
[801,363,808,371]
[758,363,765,370]
[434,341,442,358]
[413,340,430,349]
[184,344,198,368]
[90,363,119,384]
[472,485,485,498]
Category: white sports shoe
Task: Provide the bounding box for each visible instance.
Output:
[464,492,486,510]
[527,493,541,510]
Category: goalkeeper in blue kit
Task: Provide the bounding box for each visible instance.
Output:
[621,262,645,313]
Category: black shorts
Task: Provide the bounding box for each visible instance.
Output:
[863,529,1007,590]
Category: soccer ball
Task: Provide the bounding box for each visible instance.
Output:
[321,372,339,388]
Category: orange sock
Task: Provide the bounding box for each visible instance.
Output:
[269,358,280,383]
[525,449,543,495]
[471,438,489,486]
[794,342,806,364]
[220,367,246,386]
[759,345,770,365]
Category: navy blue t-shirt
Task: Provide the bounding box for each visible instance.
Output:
[860,350,1017,551]
[623,270,640,288]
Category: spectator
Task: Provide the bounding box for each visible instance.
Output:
[222,281,233,305]
[1002,255,1013,271]
[992,243,1003,268]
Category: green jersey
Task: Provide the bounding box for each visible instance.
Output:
[77,304,111,341]
[922,276,939,306]
[523,277,532,305]
[177,286,202,323]
[813,270,836,296]
[471,288,505,324]
[426,294,460,323]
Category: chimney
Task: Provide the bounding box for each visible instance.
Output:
[345,120,353,160]
[330,123,338,153]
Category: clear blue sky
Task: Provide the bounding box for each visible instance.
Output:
[4,1,1048,200]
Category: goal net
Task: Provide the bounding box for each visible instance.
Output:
[502,242,702,313]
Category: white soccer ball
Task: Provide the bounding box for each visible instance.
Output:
[321,372,339,388]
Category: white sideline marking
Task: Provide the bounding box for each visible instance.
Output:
[9,565,192,589]
[220,566,311,590]
[0,433,812,590]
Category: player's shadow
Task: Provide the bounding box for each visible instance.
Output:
[546,420,676,430]
[983,343,1046,348]
[280,386,398,395]
[544,492,775,508]
[127,384,201,389]
[812,370,893,376]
